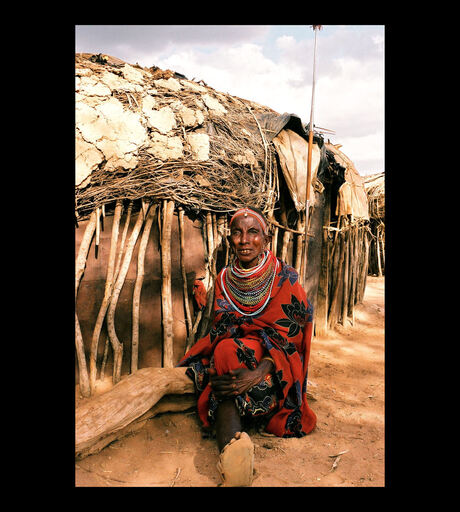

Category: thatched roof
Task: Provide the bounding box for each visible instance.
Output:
[364,172,384,219]
[325,143,369,220]
[75,53,283,218]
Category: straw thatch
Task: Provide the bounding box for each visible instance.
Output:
[364,172,385,219]
[364,172,384,276]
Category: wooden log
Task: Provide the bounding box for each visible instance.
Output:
[75,367,195,458]
[90,200,122,393]
[107,208,146,384]
[132,204,156,374]
[76,394,196,459]
[178,209,193,339]
[161,200,175,368]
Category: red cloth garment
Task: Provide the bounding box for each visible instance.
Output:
[178,251,317,438]
[192,279,207,311]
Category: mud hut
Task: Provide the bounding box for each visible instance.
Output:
[364,172,385,276]
[75,53,369,457]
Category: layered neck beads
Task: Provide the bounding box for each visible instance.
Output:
[221,249,278,316]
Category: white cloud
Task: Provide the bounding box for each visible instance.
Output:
[76,25,384,174]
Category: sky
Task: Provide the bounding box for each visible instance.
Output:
[75,25,384,175]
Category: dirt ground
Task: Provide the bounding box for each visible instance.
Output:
[75,276,384,487]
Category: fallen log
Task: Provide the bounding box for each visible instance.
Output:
[75,367,194,458]
[76,394,196,459]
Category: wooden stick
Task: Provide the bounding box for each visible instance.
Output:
[131,204,156,374]
[205,212,214,271]
[341,219,350,325]
[76,313,91,398]
[328,218,346,329]
[376,226,382,277]
[315,186,331,336]
[89,200,122,393]
[100,336,109,380]
[114,201,133,281]
[280,229,291,264]
[75,210,97,398]
[178,208,193,338]
[294,213,304,274]
[184,309,203,355]
[268,216,312,236]
[107,207,146,383]
[75,210,97,300]
[271,226,279,257]
[95,207,100,258]
[161,200,175,368]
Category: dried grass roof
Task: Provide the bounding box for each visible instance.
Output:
[75,53,280,219]
[364,172,385,219]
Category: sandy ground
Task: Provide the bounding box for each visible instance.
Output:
[75,276,384,487]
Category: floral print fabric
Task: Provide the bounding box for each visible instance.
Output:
[177,259,317,438]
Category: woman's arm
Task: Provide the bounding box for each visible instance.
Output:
[209,356,274,399]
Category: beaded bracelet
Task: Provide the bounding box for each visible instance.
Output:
[261,356,275,365]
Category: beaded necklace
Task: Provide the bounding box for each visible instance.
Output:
[221,249,278,316]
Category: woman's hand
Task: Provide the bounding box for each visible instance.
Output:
[209,359,273,399]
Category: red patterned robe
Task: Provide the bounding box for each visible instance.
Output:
[178,258,317,438]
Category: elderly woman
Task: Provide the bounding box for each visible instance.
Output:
[178,206,316,486]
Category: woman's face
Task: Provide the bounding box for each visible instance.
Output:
[229,215,269,269]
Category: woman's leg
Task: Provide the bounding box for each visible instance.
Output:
[212,338,265,452]
[216,399,241,452]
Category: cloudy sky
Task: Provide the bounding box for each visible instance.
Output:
[75,25,385,175]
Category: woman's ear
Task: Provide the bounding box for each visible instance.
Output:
[264,234,272,248]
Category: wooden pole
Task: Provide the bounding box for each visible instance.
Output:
[302,25,321,287]
[107,207,146,384]
[75,210,97,398]
[131,203,156,374]
[178,208,193,338]
[271,226,279,257]
[90,200,122,393]
[315,186,331,336]
[76,313,91,398]
[376,225,382,277]
[328,218,345,330]
[340,218,350,325]
[161,200,175,368]
[75,210,97,299]
[294,213,305,275]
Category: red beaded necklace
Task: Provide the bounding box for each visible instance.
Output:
[221,249,278,316]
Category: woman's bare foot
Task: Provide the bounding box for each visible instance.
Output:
[217,431,254,487]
